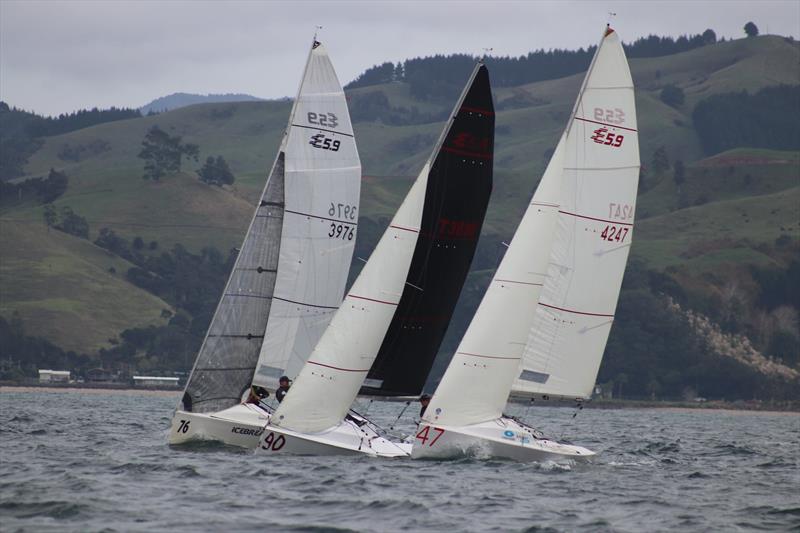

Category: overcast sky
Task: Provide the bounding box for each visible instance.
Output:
[1,0,798,116]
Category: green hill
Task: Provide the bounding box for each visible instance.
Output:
[1,35,798,395]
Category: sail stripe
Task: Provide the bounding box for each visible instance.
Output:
[457,351,521,361]
[441,146,493,159]
[389,224,419,233]
[495,279,543,287]
[348,294,399,306]
[307,360,370,372]
[539,302,615,318]
[285,209,359,226]
[460,106,494,116]
[290,123,354,137]
[574,116,637,132]
[558,210,634,226]
[273,296,339,309]
[530,201,559,208]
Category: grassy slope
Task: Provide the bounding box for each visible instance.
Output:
[0,220,173,352]
[2,35,799,353]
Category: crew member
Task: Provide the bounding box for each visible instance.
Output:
[276,376,291,403]
[419,394,431,418]
[247,385,269,406]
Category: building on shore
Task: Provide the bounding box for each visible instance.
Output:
[132,376,180,388]
[38,370,71,383]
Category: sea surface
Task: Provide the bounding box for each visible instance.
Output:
[0,388,798,532]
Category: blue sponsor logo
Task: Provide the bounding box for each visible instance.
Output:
[503,430,515,439]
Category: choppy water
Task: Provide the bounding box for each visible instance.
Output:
[1,389,798,532]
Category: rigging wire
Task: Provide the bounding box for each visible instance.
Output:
[389,400,411,431]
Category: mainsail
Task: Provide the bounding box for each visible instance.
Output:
[512,27,640,400]
[272,64,494,433]
[180,40,360,414]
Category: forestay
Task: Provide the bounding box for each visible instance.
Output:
[423,134,565,427]
[273,64,494,433]
[512,28,640,400]
[253,41,361,390]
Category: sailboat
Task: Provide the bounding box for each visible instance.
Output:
[168,39,361,448]
[412,26,639,461]
[255,62,494,457]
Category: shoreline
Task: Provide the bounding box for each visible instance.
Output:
[2,385,798,413]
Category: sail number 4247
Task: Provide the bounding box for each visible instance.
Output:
[600,225,629,243]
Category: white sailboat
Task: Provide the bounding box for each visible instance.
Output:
[168,39,361,448]
[255,62,495,457]
[412,26,640,462]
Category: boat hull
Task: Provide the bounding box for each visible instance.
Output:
[168,404,270,449]
[411,417,595,462]
[257,418,411,458]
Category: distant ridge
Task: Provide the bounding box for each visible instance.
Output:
[140,92,263,114]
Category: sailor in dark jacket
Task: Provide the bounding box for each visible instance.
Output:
[419,394,431,418]
[275,376,291,403]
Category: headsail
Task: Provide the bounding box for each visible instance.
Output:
[179,40,360,414]
[361,65,495,397]
[252,41,361,390]
[272,64,494,433]
[512,27,640,400]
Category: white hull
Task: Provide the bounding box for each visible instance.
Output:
[168,404,271,449]
[257,415,411,458]
[411,417,595,462]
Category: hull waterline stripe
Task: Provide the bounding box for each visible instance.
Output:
[348,294,399,306]
[539,302,615,318]
[307,360,370,372]
[285,209,359,226]
[290,123,354,137]
[559,210,634,227]
[457,351,521,361]
[441,146,493,160]
[390,224,420,233]
[273,296,339,310]
[495,279,543,287]
[574,116,638,132]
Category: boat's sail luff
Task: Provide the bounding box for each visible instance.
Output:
[253,42,361,390]
[181,154,286,414]
[512,28,640,400]
[422,136,565,427]
[360,65,495,397]
[271,166,428,433]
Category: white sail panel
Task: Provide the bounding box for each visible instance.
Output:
[422,136,565,427]
[253,42,361,388]
[272,168,428,433]
[512,28,640,400]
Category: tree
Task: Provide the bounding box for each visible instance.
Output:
[744,22,759,37]
[660,85,685,107]
[197,155,235,186]
[43,204,57,227]
[673,160,686,189]
[138,125,199,180]
[702,29,717,44]
[651,146,670,174]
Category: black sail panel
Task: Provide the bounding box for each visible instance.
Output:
[181,153,285,413]
[361,65,494,397]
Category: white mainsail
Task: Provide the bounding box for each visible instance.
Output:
[253,41,361,389]
[422,135,565,427]
[512,27,639,400]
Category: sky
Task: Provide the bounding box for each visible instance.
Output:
[1,0,798,116]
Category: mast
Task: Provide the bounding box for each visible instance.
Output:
[272,63,494,433]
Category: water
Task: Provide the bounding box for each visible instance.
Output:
[1,389,798,532]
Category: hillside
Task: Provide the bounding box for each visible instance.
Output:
[1,35,798,398]
[139,93,264,115]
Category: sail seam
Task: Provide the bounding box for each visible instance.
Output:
[307,360,370,372]
[285,209,360,226]
[457,351,521,361]
[539,302,615,318]
[273,296,339,310]
[459,106,495,116]
[574,116,637,132]
[495,279,543,287]
[290,123,354,137]
[530,201,560,208]
[441,146,493,159]
[224,293,272,299]
[348,294,399,306]
[558,210,634,226]
[389,224,420,233]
